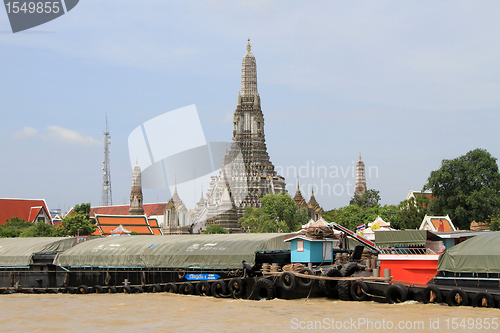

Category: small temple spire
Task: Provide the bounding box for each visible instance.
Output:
[355,153,367,195]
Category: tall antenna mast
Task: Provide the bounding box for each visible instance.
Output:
[101,115,113,206]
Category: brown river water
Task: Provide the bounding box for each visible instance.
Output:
[0,294,498,333]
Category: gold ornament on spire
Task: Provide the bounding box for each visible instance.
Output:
[359,152,362,161]
[247,38,251,52]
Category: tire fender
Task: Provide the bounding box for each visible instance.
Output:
[385,284,407,304]
[350,280,369,302]
[446,289,468,307]
[422,286,442,304]
[211,280,228,298]
[279,271,297,292]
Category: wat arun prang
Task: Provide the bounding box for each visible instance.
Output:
[204,40,287,232]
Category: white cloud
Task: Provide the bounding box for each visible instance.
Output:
[13,126,38,139]
[45,126,101,147]
[13,126,101,146]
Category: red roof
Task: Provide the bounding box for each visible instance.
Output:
[90,203,167,218]
[0,199,52,225]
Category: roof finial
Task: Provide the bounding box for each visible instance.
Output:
[359,152,362,161]
[247,38,251,52]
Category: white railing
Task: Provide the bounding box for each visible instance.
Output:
[378,247,436,255]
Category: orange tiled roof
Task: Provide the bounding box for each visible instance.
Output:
[0,198,52,225]
[94,215,163,236]
[430,218,454,232]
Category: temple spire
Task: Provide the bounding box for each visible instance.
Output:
[128,161,144,215]
[241,38,257,96]
[355,153,367,195]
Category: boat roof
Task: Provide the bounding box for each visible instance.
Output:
[54,233,292,269]
[0,237,77,266]
[438,232,500,273]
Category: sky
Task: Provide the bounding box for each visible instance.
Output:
[1,1,499,214]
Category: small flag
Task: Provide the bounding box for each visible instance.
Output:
[356,223,366,235]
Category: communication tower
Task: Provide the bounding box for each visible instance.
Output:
[101,117,113,206]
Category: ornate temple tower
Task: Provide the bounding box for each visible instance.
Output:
[355,153,367,196]
[207,40,286,230]
[128,161,144,215]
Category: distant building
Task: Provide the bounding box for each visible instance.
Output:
[163,185,190,235]
[93,215,162,236]
[129,161,144,215]
[293,180,324,221]
[406,190,434,207]
[0,198,53,225]
[420,214,457,232]
[355,153,367,196]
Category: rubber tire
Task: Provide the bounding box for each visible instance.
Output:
[338,280,352,301]
[63,287,75,294]
[107,286,117,294]
[211,280,228,298]
[164,283,178,293]
[446,289,468,306]
[252,279,275,300]
[196,281,212,296]
[319,268,342,298]
[385,284,407,304]
[24,289,35,294]
[279,271,297,292]
[46,289,58,294]
[350,280,369,301]
[471,292,494,308]
[178,282,194,295]
[132,286,144,293]
[3,289,14,294]
[297,269,315,288]
[77,285,89,295]
[341,263,361,277]
[149,284,162,293]
[34,288,46,294]
[122,286,132,294]
[92,285,104,294]
[422,286,442,304]
[228,278,246,298]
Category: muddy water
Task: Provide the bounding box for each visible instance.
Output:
[0,294,498,333]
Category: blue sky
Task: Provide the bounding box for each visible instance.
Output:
[1,1,499,213]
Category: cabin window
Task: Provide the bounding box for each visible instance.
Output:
[296,240,304,252]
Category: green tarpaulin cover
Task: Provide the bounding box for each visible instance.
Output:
[54,233,292,269]
[0,237,77,266]
[375,230,428,247]
[438,232,500,273]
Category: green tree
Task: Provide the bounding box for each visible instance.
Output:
[60,203,96,236]
[239,194,308,233]
[423,149,500,230]
[0,217,32,237]
[349,189,381,209]
[203,224,229,234]
[239,207,264,232]
[260,193,308,232]
[20,221,58,237]
[394,196,430,230]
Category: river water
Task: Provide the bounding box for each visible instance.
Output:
[0,293,498,332]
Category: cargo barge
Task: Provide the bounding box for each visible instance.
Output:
[1,229,499,309]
